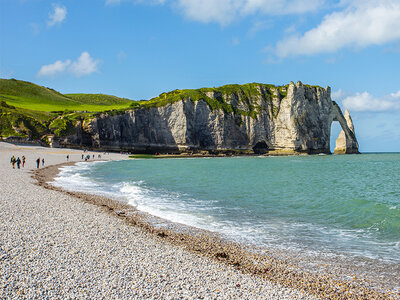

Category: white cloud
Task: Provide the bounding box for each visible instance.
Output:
[248,20,273,36]
[37,52,100,78]
[176,0,324,25]
[105,0,323,25]
[175,0,241,25]
[331,89,347,101]
[37,59,71,77]
[275,0,400,57]
[242,0,324,15]
[390,90,400,98]
[47,4,67,27]
[69,52,100,77]
[341,90,400,112]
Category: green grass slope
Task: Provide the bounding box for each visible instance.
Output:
[0,78,136,139]
[66,93,133,107]
[0,78,83,112]
[0,79,134,112]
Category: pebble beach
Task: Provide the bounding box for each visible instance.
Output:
[0,142,315,299]
[1,141,398,299]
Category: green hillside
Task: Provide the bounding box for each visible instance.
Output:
[0,78,135,139]
[66,93,133,106]
[0,79,134,112]
[0,100,49,139]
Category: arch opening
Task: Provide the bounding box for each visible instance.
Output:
[330,121,342,153]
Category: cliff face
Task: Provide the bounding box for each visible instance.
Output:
[61,81,359,154]
[334,110,358,154]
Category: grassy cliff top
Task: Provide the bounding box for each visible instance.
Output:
[142,81,325,105]
[66,93,133,106]
[130,83,289,110]
[154,82,288,104]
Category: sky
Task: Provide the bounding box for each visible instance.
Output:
[1,0,400,152]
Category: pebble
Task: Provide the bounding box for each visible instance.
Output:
[0,142,314,299]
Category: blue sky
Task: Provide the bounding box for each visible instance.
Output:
[1,0,400,152]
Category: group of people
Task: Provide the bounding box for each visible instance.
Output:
[37,158,45,168]
[10,155,44,169]
[10,155,25,169]
[82,153,101,161]
[11,151,105,169]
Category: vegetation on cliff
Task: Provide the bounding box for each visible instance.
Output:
[1,78,314,140]
[0,100,49,138]
[66,93,132,107]
[0,79,134,139]
[130,83,289,118]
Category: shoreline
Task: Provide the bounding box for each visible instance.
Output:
[36,160,399,299]
[0,139,349,157]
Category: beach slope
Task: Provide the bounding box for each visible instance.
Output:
[0,142,311,299]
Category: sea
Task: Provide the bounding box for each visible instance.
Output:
[53,153,400,264]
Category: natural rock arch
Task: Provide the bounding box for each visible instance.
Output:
[330,105,359,154]
[268,81,359,155]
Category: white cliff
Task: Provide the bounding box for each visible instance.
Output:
[62,82,359,155]
[334,109,359,154]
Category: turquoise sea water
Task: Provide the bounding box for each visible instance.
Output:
[55,154,400,263]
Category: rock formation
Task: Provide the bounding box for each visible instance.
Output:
[334,110,358,154]
[61,81,359,155]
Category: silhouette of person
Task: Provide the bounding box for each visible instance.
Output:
[10,156,16,169]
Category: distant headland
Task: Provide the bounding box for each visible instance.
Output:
[0,78,358,155]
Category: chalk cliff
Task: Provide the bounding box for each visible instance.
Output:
[61,81,359,154]
[334,110,358,154]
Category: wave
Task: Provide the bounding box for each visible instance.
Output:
[52,160,400,263]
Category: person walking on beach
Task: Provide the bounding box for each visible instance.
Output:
[42,158,45,166]
[67,155,69,161]
[36,158,40,168]
[22,156,26,167]
[81,154,84,159]
[10,155,16,168]
[16,157,21,169]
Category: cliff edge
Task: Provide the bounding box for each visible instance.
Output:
[60,81,359,155]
